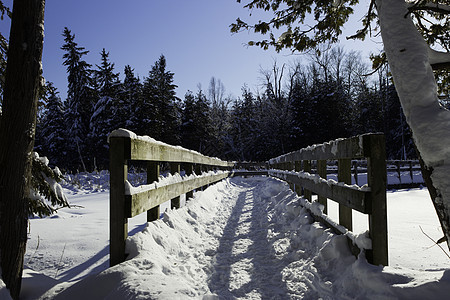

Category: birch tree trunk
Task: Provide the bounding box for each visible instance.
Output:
[0,1,45,299]
[376,0,450,250]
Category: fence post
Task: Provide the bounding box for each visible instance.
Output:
[147,161,160,221]
[288,161,295,192]
[170,162,181,209]
[184,163,194,200]
[109,137,129,266]
[303,160,312,201]
[338,159,352,231]
[409,161,414,182]
[203,164,211,187]
[295,161,302,196]
[317,160,327,214]
[195,164,203,190]
[353,160,359,185]
[365,134,388,266]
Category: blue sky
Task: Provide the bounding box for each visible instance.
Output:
[0,0,381,101]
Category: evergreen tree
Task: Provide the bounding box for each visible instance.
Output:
[353,84,384,136]
[35,83,67,169]
[384,85,415,159]
[29,152,70,218]
[118,65,142,132]
[228,87,258,160]
[94,48,120,98]
[61,27,94,171]
[89,48,120,170]
[140,55,180,144]
[309,77,352,143]
[290,76,313,149]
[181,90,210,153]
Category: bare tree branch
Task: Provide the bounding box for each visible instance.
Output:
[346,0,376,40]
[419,226,450,259]
[428,47,450,70]
[407,1,450,15]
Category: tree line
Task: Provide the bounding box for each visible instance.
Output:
[1,28,417,173]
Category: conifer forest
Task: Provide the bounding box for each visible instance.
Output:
[0,27,425,172]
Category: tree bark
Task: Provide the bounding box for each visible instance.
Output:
[376,0,450,250]
[0,1,45,299]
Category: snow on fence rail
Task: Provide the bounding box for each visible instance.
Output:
[267,133,388,266]
[108,129,234,266]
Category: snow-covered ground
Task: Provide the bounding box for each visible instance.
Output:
[2,175,450,299]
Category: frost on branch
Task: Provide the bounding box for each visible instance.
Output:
[28,152,70,217]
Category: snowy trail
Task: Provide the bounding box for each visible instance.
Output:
[39,177,337,299]
[18,176,450,299]
[206,179,333,299]
[208,181,291,298]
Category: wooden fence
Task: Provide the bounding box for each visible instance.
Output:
[109,130,234,266]
[109,130,391,267]
[267,133,388,266]
[347,160,422,188]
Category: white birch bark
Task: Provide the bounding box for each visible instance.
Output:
[376,0,450,248]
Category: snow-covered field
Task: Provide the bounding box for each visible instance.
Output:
[1,175,450,299]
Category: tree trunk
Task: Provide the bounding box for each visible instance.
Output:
[0,1,45,299]
[376,0,450,250]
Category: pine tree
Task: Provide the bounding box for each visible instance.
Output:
[29,152,70,218]
[94,48,120,98]
[118,65,142,132]
[89,48,120,170]
[181,90,210,153]
[290,76,312,149]
[36,83,67,168]
[384,85,415,159]
[308,76,351,144]
[61,27,94,171]
[353,84,384,136]
[140,55,180,144]
[229,87,258,160]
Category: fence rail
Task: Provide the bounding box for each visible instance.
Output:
[109,129,234,266]
[109,130,399,267]
[267,133,388,266]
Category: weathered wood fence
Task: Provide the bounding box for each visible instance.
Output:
[109,130,392,267]
[267,133,388,266]
[109,130,234,266]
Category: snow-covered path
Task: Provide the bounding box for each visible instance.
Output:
[13,176,450,299]
[208,180,294,298]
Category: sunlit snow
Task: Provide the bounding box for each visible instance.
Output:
[1,174,448,299]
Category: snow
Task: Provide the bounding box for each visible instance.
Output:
[269,169,371,192]
[108,128,231,166]
[125,170,227,196]
[1,174,448,299]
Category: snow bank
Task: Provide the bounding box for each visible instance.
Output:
[34,177,450,299]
